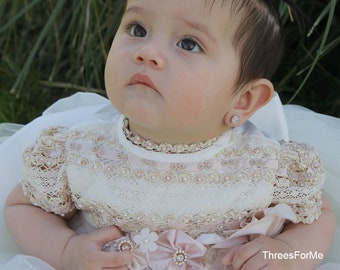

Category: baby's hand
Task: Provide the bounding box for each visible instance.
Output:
[222,236,296,270]
[61,226,132,270]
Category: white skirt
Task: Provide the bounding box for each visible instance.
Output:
[0,92,339,269]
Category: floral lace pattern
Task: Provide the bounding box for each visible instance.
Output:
[273,140,324,223]
[21,118,324,244]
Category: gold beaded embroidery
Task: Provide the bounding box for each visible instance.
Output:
[21,122,324,243]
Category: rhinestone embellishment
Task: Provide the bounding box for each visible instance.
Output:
[173,249,188,266]
[117,239,134,252]
[231,115,240,126]
[102,238,134,252]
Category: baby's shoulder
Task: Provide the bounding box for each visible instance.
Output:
[274,140,325,199]
[278,140,322,170]
[28,120,118,153]
[70,120,115,137]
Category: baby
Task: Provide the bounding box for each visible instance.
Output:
[5,0,336,269]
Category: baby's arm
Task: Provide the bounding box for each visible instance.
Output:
[5,184,132,270]
[223,195,336,270]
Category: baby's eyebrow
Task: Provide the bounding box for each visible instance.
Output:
[179,18,217,44]
[124,5,144,16]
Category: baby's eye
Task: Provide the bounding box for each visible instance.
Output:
[177,38,202,52]
[128,23,147,37]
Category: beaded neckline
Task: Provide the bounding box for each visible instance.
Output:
[122,118,219,154]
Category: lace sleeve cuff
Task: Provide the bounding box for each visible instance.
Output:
[21,127,76,216]
[273,141,325,224]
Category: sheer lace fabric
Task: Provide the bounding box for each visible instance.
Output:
[21,116,324,240]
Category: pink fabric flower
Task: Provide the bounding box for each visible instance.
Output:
[147,230,207,270]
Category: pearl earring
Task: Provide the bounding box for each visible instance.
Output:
[231,115,240,126]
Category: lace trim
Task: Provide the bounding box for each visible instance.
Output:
[123,118,219,154]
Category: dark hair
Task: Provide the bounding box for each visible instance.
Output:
[228,0,285,92]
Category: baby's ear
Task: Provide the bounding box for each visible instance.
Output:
[225,79,274,127]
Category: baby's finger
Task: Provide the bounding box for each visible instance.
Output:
[227,240,262,270]
[238,252,268,270]
[222,246,240,265]
[101,250,132,269]
[90,225,123,246]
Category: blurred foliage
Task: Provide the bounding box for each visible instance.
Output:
[275,0,340,117]
[0,0,339,124]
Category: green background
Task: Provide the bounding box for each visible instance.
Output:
[0,0,339,124]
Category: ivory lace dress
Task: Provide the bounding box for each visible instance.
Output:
[18,115,324,269]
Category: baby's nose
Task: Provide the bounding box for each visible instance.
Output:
[133,42,166,69]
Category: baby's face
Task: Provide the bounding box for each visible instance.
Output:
[105,0,241,143]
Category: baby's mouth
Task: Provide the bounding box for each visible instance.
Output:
[129,73,157,91]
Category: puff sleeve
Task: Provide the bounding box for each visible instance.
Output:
[273,141,325,224]
[21,127,76,216]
